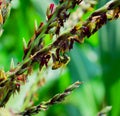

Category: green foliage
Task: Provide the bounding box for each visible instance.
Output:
[0,0,120,116]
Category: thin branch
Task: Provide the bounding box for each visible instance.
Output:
[17,81,82,116]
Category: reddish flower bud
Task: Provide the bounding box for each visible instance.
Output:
[16,83,20,87]
[49,3,55,13]
[0,2,2,5]
[17,76,22,81]
[17,74,26,83]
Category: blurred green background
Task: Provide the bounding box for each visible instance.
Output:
[0,0,120,116]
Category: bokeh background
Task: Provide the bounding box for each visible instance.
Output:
[0,0,120,116]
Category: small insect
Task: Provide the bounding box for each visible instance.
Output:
[52,54,70,70]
